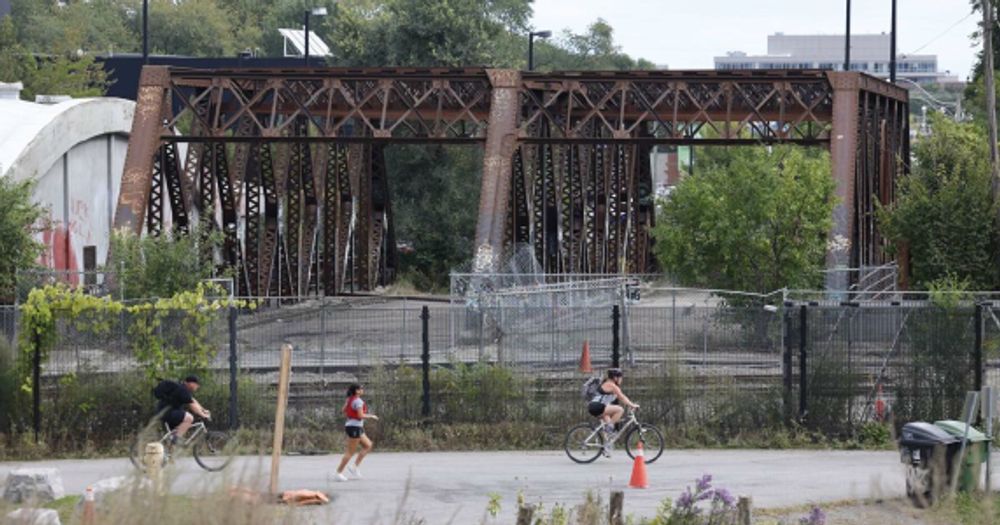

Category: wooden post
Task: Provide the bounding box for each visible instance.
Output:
[144,442,164,484]
[609,491,625,525]
[737,496,752,525]
[269,343,293,495]
[515,504,535,525]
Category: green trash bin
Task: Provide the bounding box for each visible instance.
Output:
[934,420,989,492]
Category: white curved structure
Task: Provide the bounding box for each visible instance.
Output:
[0,95,135,282]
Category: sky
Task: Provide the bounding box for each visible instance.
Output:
[530,0,981,80]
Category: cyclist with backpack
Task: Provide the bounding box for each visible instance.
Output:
[333,383,379,482]
[585,369,639,439]
[152,375,211,443]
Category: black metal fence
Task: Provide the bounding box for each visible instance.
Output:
[3,299,996,449]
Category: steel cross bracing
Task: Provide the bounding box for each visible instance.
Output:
[115,67,908,296]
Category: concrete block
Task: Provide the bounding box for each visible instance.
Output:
[2,469,65,504]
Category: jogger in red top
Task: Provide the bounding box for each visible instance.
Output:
[333,384,379,481]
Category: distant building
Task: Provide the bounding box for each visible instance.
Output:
[714,33,957,85]
[0,83,134,284]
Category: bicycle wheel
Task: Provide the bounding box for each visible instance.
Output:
[624,424,665,464]
[194,431,236,471]
[564,423,605,464]
[129,428,167,471]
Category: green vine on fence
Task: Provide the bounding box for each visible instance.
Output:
[17,282,252,396]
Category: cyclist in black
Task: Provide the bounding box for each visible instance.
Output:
[153,375,211,442]
[587,368,639,436]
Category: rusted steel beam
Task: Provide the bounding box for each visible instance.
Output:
[122,66,905,296]
[473,69,521,272]
[115,66,171,232]
[826,73,862,290]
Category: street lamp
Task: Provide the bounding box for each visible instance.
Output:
[528,30,552,71]
[304,6,328,65]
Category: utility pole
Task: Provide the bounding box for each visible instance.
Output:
[985,0,1000,205]
[889,0,897,83]
[844,0,851,71]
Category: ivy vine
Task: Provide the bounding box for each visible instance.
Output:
[17,282,253,396]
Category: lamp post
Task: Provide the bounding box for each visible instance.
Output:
[304,6,328,65]
[528,30,552,71]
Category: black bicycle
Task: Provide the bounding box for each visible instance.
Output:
[129,418,235,472]
[564,408,665,464]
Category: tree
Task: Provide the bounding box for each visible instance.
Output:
[652,147,836,294]
[10,0,137,56]
[532,19,656,71]
[0,178,45,302]
[147,0,239,57]
[880,113,998,289]
[106,231,222,300]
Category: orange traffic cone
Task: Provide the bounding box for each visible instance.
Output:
[875,384,886,422]
[579,341,592,373]
[628,442,648,489]
[82,486,96,525]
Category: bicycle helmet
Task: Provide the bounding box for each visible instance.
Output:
[607,368,623,379]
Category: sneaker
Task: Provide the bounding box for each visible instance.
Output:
[348,465,363,479]
[332,472,348,482]
[601,445,612,458]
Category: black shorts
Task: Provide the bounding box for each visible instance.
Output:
[162,408,188,429]
[345,426,365,439]
[588,402,606,417]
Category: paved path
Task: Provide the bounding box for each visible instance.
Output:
[2,449,989,523]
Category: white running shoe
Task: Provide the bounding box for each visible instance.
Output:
[332,472,348,482]
[348,465,363,479]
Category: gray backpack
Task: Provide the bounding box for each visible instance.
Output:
[581,377,601,401]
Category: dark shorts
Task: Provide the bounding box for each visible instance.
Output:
[162,408,188,429]
[345,426,365,439]
[588,401,606,417]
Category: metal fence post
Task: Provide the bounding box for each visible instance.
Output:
[975,304,984,392]
[228,304,239,429]
[421,306,431,418]
[612,305,621,368]
[32,330,41,444]
[798,304,808,420]
[782,305,793,425]
[320,301,326,384]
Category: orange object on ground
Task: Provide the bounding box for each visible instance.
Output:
[875,384,886,421]
[579,341,592,373]
[280,489,331,506]
[629,442,649,489]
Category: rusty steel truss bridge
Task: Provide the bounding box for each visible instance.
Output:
[114,66,908,296]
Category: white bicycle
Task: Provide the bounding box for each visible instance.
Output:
[563,408,664,464]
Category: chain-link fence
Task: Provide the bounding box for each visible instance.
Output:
[4,297,996,451]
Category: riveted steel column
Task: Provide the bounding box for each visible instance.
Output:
[826,72,860,292]
[474,69,520,272]
[114,66,170,233]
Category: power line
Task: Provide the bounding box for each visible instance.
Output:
[906,12,974,56]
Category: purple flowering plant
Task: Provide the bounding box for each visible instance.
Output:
[650,474,738,525]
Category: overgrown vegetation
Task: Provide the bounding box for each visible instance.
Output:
[0,172,45,303]
[879,113,998,290]
[652,146,835,294]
